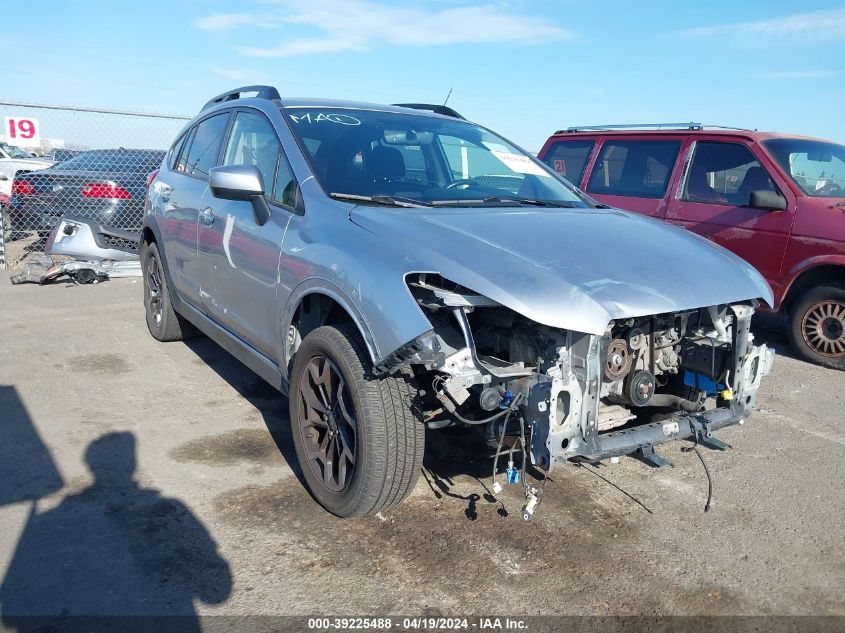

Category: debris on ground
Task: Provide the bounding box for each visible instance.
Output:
[10,254,141,286]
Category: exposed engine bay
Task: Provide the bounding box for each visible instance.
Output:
[399,273,774,510]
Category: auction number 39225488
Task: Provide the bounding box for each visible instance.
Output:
[307,617,528,630]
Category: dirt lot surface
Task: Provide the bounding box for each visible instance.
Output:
[0,275,843,619]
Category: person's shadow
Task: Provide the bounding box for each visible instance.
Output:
[0,432,232,632]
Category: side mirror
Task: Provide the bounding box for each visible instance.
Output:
[749,190,787,212]
[209,165,271,225]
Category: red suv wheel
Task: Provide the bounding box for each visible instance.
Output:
[788,285,845,370]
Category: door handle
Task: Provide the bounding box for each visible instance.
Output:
[199,207,215,226]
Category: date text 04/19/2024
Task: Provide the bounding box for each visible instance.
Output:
[307,617,528,630]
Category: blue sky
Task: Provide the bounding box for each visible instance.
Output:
[4,0,845,151]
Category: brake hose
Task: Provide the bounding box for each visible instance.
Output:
[449,392,523,426]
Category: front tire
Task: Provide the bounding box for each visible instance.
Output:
[289,325,424,517]
[787,285,845,370]
[141,241,194,342]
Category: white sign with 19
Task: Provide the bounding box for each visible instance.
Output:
[4,117,41,148]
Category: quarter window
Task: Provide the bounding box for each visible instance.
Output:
[182,114,230,180]
[175,128,195,174]
[586,140,680,198]
[168,131,190,171]
[273,157,298,208]
[682,141,779,206]
[542,140,595,186]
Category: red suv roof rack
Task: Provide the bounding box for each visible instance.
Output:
[557,122,703,134]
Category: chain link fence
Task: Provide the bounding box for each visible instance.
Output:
[0,101,190,270]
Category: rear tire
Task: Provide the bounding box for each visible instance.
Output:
[289,324,424,517]
[141,241,195,342]
[787,285,845,370]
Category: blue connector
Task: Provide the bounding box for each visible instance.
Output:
[507,466,519,484]
[500,390,513,410]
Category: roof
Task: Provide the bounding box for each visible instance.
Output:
[203,94,462,121]
[199,85,468,122]
[281,98,462,119]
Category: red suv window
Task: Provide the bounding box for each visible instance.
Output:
[586,140,680,199]
[541,140,594,185]
[681,141,780,206]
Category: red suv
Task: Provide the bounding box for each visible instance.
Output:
[538,124,845,370]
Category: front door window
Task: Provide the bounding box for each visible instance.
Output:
[682,142,779,206]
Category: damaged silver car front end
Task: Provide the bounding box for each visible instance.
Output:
[396,273,774,517]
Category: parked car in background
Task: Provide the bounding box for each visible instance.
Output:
[538,124,845,370]
[43,148,84,163]
[9,148,164,235]
[0,142,52,197]
[141,87,774,518]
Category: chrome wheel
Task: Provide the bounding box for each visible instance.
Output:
[146,257,163,327]
[297,355,357,492]
[802,299,845,357]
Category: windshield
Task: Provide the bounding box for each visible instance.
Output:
[764,139,845,198]
[50,150,164,173]
[285,107,587,207]
[0,142,34,159]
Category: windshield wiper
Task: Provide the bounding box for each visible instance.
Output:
[329,193,430,208]
[481,196,579,207]
[430,196,577,208]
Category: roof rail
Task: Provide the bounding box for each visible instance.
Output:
[392,103,466,120]
[557,122,703,134]
[202,85,281,112]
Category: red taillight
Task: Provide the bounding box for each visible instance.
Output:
[146,169,159,191]
[81,182,132,199]
[12,179,34,195]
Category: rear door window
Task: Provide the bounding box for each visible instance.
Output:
[542,140,594,185]
[586,140,681,198]
[182,113,230,180]
[682,141,779,206]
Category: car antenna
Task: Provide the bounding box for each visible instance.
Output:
[443,87,453,107]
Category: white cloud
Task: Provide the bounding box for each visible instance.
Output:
[683,8,845,37]
[194,12,278,31]
[195,0,573,57]
[757,70,841,79]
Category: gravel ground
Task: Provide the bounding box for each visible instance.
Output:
[0,275,842,621]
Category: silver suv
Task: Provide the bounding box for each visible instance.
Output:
[142,86,774,518]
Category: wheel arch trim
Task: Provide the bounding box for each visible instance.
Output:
[781,256,845,310]
[281,278,381,376]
